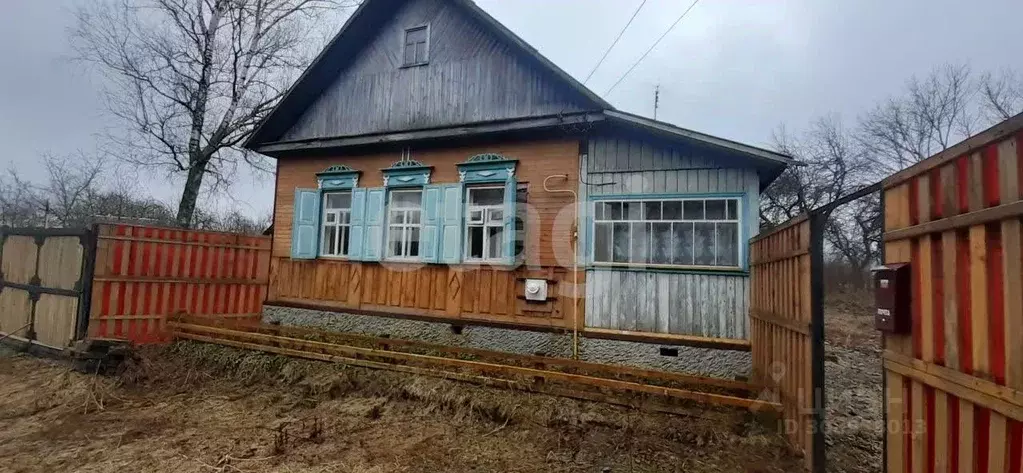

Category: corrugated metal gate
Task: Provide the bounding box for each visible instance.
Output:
[0,227,95,351]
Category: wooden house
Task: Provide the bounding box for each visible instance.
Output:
[245,0,794,376]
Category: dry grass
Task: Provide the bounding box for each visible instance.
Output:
[824,289,879,348]
[0,342,802,473]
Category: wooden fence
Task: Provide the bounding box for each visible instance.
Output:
[0,228,93,351]
[749,216,818,471]
[88,223,272,343]
[882,113,1023,473]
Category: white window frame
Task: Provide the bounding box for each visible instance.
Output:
[590,196,743,270]
[463,185,505,262]
[320,191,352,258]
[385,189,423,261]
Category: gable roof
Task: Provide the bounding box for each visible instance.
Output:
[244,0,611,148]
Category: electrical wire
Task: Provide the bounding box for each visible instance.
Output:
[581,0,649,85]
[602,0,701,97]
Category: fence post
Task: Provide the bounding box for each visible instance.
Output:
[809,212,827,473]
[76,224,99,341]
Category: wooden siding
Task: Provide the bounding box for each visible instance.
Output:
[273,138,580,267]
[749,216,814,470]
[281,0,591,141]
[578,133,760,339]
[881,121,1023,473]
[270,259,582,330]
[271,137,581,328]
[584,271,749,338]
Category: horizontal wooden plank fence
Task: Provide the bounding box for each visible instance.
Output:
[749,215,817,471]
[88,223,271,343]
[882,113,1023,473]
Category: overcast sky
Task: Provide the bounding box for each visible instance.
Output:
[0,0,1019,218]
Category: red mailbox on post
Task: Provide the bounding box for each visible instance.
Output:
[873,263,912,334]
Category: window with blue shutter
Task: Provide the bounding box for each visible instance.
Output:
[363,188,386,261]
[502,178,517,265]
[420,185,444,263]
[348,188,368,260]
[291,188,321,259]
[302,164,363,260]
[379,151,433,262]
[456,154,518,266]
[439,184,464,264]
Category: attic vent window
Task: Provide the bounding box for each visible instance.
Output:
[403,25,429,66]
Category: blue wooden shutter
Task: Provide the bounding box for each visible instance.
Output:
[362,187,386,261]
[439,184,464,264]
[502,178,517,265]
[348,188,367,260]
[421,185,443,263]
[291,188,321,259]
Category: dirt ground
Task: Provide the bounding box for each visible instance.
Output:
[0,342,803,473]
[824,290,884,473]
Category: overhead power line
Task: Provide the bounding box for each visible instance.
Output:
[603,0,702,97]
[582,0,649,85]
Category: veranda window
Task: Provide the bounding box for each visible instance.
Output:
[465,186,505,261]
[592,197,741,269]
[320,191,352,257]
[386,189,422,260]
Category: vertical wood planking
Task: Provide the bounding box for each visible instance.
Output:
[88,224,271,343]
[969,224,990,377]
[999,136,1023,391]
[888,371,906,473]
[749,216,812,466]
[934,389,949,473]
[883,122,1023,473]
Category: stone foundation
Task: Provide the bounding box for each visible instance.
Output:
[263,305,751,379]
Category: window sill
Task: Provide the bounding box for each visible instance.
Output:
[588,263,748,276]
[462,258,507,265]
[318,255,351,261]
[384,257,423,263]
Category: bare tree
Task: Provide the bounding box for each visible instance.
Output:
[39,153,106,227]
[857,64,978,178]
[761,116,869,226]
[825,194,882,287]
[191,208,271,233]
[980,68,1023,122]
[84,190,178,226]
[0,170,45,227]
[71,0,355,227]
